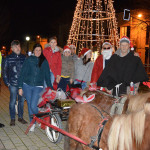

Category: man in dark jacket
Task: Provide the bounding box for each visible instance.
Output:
[97,36,148,96]
[3,40,27,126]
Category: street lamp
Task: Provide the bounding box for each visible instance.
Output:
[138,14,142,18]
[26,36,30,41]
[25,36,30,53]
[2,46,6,49]
[37,35,40,39]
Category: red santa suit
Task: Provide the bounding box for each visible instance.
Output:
[91,55,104,83]
[91,42,113,83]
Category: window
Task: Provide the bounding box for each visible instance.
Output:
[146,26,149,45]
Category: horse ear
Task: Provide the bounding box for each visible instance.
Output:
[86,94,95,102]
[83,95,87,101]
[75,95,84,103]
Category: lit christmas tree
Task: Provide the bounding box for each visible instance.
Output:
[67,0,119,53]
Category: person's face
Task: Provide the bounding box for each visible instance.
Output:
[120,42,130,54]
[34,47,42,57]
[86,51,92,59]
[70,47,76,55]
[11,44,21,55]
[49,39,57,50]
[102,44,111,51]
[64,50,71,57]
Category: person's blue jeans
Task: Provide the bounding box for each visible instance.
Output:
[57,77,70,92]
[44,71,55,88]
[9,85,25,120]
[74,80,87,90]
[22,83,43,122]
[50,71,55,85]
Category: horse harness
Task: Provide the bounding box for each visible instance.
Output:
[88,91,127,149]
[96,90,127,116]
[88,104,108,150]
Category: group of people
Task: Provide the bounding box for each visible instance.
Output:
[0,35,148,130]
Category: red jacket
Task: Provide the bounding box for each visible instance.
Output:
[43,47,62,78]
[91,55,103,83]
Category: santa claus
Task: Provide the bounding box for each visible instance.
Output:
[91,42,113,83]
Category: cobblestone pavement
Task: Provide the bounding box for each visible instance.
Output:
[0,82,66,150]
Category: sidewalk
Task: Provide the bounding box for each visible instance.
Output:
[0,83,65,150]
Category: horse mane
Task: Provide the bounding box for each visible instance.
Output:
[108,103,150,150]
[127,93,150,113]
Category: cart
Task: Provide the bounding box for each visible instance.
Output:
[25,88,102,150]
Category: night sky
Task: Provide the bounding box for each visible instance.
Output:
[0,0,150,48]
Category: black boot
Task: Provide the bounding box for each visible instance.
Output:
[0,123,5,128]
[10,119,15,126]
[18,118,28,124]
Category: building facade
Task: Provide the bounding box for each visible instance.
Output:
[117,9,150,63]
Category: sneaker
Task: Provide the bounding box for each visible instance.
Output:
[0,123,5,128]
[29,124,35,132]
[18,118,28,124]
[10,119,15,126]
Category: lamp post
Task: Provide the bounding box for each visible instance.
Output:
[25,36,30,54]
[36,35,41,43]
[138,14,142,18]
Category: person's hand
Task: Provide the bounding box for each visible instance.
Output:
[134,52,139,57]
[89,83,97,91]
[51,90,56,93]
[105,88,112,94]
[56,75,61,83]
[70,79,73,84]
[19,89,23,96]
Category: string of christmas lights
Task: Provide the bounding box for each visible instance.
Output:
[67,0,119,53]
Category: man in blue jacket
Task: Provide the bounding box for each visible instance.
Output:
[3,40,27,126]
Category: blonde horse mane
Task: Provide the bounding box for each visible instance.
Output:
[108,103,150,150]
[127,92,150,113]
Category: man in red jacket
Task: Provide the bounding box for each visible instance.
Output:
[43,36,62,88]
[91,42,113,84]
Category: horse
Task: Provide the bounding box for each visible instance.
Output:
[122,92,150,113]
[64,90,116,150]
[64,92,150,150]
[103,103,150,150]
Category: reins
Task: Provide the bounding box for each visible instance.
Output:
[89,104,108,149]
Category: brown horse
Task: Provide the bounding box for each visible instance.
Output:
[103,103,150,150]
[64,90,121,150]
[64,92,150,150]
[122,92,150,113]
[64,90,116,150]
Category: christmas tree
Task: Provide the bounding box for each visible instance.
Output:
[67,0,119,53]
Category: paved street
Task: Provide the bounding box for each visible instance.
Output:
[0,82,65,150]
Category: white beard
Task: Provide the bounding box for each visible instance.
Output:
[101,49,113,60]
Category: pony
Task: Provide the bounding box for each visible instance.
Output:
[122,92,150,113]
[64,92,150,150]
[104,103,150,150]
[64,90,116,150]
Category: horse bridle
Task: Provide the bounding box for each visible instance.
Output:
[88,104,108,150]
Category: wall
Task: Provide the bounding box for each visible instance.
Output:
[117,9,150,63]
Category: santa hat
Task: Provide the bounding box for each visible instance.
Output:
[78,48,91,57]
[102,42,112,48]
[120,36,134,50]
[69,44,76,49]
[63,46,71,52]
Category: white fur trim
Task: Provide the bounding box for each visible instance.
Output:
[64,49,71,53]
[120,38,130,43]
[69,44,76,49]
[84,50,91,56]
[102,42,112,47]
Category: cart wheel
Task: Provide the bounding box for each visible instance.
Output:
[45,113,63,143]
